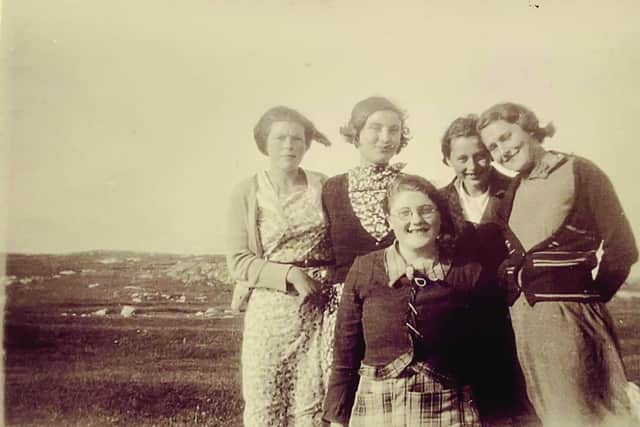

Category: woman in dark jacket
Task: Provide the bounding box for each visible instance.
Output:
[439,115,536,426]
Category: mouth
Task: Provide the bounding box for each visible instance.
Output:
[407,226,430,234]
[501,147,520,164]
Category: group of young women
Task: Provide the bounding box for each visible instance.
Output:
[226,96,639,427]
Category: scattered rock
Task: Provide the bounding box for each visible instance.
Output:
[177,295,186,303]
[88,283,101,288]
[59,270,76,276]
[132,297,142,303]
[204,307,219,317]
[120,306,135,318]
[92,308,108,316]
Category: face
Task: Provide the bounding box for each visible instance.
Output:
[357,110,402,166]
[265,121,308,172]
[479,119,539,173]
[446,135,491,190]
[387,190,441,252]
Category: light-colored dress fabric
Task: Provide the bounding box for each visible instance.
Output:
[242,171,334,427]
[508,154,636,426]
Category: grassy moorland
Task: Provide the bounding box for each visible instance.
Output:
[3,252,640,426]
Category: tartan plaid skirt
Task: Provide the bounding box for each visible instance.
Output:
[349,363,481,427]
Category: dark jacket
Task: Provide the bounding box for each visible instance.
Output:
[440,169,537,426]
[498,154,638,306]
[322,249,483,424]
[322,173,395,282]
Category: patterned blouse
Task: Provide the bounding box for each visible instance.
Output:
[256,170,334,282]
[347,163,405,241]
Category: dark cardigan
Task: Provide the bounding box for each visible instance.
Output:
[439,168,536,426]
[323,249,483,424]
[498,154,638,305]
[321,173,395,283]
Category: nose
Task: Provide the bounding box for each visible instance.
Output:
[379,128,392,143]
[492,145,506,163]
[409,210,425,224]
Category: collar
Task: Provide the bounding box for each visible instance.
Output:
[348,162,406,191]
[454,177,490,200]
[526,151,568,180]
[384,241,448,288]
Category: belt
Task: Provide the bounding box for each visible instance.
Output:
[274,259,335,268]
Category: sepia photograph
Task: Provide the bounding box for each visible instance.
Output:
[2,1,640,426]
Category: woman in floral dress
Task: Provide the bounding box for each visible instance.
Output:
[226,106,334,426]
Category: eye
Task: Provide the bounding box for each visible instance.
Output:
[393,209,412,221]
[417,206,437,216]
[457,155,468,163]
[487,143,498,152]
[389,126,401,134]
[368,124,382,131]
[498,131,511,142]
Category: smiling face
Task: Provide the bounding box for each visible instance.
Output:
[357,110,402,166]
[447,135,492,192]
[479,119,541,173]
[387,190,441,253]
[265,121,308,172]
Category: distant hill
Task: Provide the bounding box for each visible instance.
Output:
[4,251,233,288]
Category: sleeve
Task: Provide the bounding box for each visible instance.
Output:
[582,159,639,301]
[323,257,366,424]
[225,179,291,293]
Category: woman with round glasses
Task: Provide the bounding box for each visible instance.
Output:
[323,174,482,427]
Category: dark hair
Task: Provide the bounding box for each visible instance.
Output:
[339,96,411,152]
[383,173,455,256]
[253,106,331,155]
[476,102,556,143]
[440,114,483,163]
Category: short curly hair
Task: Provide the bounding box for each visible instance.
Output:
[253,106,331,155]
[477,102,556,143]
[339,96,411,153]
[440,114,482,163]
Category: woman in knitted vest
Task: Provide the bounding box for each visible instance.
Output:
[477,102,639,427]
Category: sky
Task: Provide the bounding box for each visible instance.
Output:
[2,1,640,270]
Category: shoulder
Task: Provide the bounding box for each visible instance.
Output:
[231,175,258,199]
[322,173,348,196]
[303,169,329,189]
[324,173,348,187]
[438,179,457,198]
[568,153,607,177]
[489,167,512,192]
[446,256,484,289]
[303,168,328,182]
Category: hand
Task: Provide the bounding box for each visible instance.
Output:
[286,267,322,300]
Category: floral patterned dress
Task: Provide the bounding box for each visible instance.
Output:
[242,170,334,427]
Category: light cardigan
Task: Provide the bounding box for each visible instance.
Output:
[226,169,328,296]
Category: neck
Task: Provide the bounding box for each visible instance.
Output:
[462,179,488,197]
[267,166,303,189]
[360,157,387,168]
[397,241,439,266]
[524,143,548,173]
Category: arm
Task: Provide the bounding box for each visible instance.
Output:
[323,257,366,425]
[582,159,639,300]
[225,179,290,292]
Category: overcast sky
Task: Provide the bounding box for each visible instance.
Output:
[2,0,639,273]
